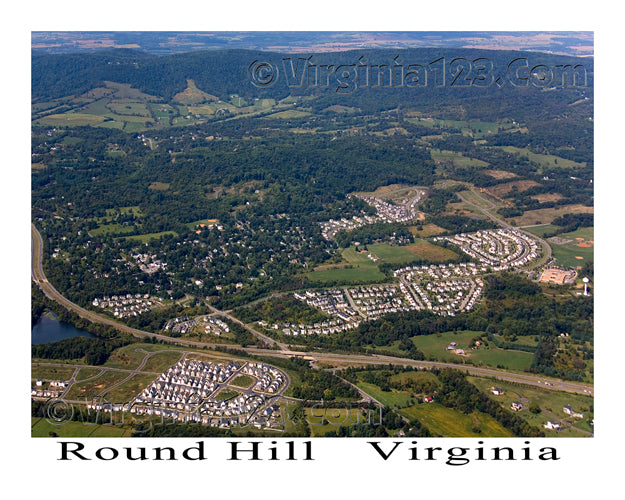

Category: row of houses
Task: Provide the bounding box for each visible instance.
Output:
[92,294,161,319]
[351,192,422,223]
[136,359,241,408]
[394,262,484,281]
[242,362,286,393]
[319,191,423,241]
[435,229,538,270]
[347,285,415,319]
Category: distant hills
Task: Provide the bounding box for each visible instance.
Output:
[31,31,593,57]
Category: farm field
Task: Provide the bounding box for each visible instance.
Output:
[430,149,489,168]
[355,381,414,408]
[507,204,594,227]
[366,243,421,265]
[485,180,542,199]
[307,247,385,283]
[408,223,447,237]
[119,231,179,243]
[409,330,535,372]
[498,145,587,170]
[399,403,515,437]
[402,239,460,262]
[467,377,593,436]
[31,418,133,438]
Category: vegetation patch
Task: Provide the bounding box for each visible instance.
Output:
[402,241,460,262]
[508,204,593,227]
[148,182,171,191]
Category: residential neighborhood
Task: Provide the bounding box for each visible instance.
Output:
[92,293,162,319]
[320,191,424,241]
[435,229,539,270]
[130,358,288,429]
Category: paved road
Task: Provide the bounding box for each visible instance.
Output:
[31,223,592,396]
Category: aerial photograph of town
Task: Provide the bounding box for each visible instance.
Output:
[29,28,597,447]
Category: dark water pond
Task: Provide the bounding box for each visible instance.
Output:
[31,312,94,345]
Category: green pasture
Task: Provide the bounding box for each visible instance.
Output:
[467,376,594,436]
[399,403,515,437]
[410,331,535,372]
[548,227,594,268]
[141,350,184,373]
[355,381,413,408]
[430,149,489,168]
[31,365,76,381]
[105,373,158,403]
[499,146,586,170]
[32,417,133,437]
[118,231,178,243]
[366,243,421,265]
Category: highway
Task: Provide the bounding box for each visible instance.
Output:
[31,223,592,396]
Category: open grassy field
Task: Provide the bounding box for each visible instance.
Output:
[35,113,107,126]
[64,371,130,400]
[119,231,179,243]
[389,369,441,389]
[483,169,518,179]
[409,330,535,372]
[523,224,559,237]
[230,375,255,389]
[460,188,509,211]
[485,180,542,199]
[107,101,151,116]
[32,418,133,437]
[307,247,385,284]
[103,345,151,370]
[304,407,368,436]
[430,149,489,168]
[172,79,219,104]
[467,376,593,436]
[399,403,515,437]
[89,223,136,237]
[366,243,421,265]
[141,350,185,373]
[499,145,587,170]
[31,365,76,381]
[402,239,460,262]
[266,109,311,119]
[75,367,104,382]
[148,181,171,191]
[408,223,447,238]
[508,204,594,227]
[355,381,414,408]
[105,373,158,403]
[549,226,594,268]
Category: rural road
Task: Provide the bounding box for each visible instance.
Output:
[31,223,592,396]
